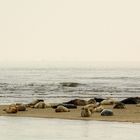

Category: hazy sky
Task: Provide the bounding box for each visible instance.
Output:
[0,0,140,63]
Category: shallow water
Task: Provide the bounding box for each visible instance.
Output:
[0,67,140,104]
[0,116,139,140]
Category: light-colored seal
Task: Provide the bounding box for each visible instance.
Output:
[81,107,92,117]
[9,104,26,111]
[27,99,44,107]
[83,104,97,113]
[55,105,70,112]
[101,99,116,105]
[94,105,104,112]
[3,106,18,114]
[45,103,52,108]
[44,101,52,108]
[34,102,46,108]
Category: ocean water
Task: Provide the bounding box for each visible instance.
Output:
[0,116,139,140]
[0,66,140,104]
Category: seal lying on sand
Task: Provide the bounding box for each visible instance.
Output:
[101,99,116,105]
[3,106,18,114]
[16,104,26,111]
[88,99,96,104]
[113,102,126,109]
[64,99,88,106]
[101,109,114,116]
[81,107,92,117]
[121,97,140,104]
[34,102,46,109]
[83,104,98,113]
[44,103,52,108]
[94,105,104,112]
[10,104,26,111]
[94,97,105,103]
[52,103,77,109]
[4,104,26,113]
[26,99,44,107]
[55,105,70,112]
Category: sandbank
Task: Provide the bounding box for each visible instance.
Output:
[0,104,140,123]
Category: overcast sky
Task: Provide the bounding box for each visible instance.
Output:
[0,0,140,64]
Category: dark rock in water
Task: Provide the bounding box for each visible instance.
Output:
[121,97,140,104]
[88,99,96,104]
[113,102,126,109]
[64,99,88,106]
[52,104,77,109]
[101,109,114,116]
[60,82,80,87]
[28,83,34,86]
[94,97,105,103]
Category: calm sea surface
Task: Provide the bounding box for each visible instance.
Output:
[0,67,140,104]
[0,116,139,140]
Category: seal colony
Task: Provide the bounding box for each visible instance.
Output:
[0,97,140,123]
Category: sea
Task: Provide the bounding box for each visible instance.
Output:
[0,116,139,140]
[0,64,140,140]
[0,64,140,104]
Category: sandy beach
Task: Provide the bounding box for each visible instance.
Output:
[0,104,140,123]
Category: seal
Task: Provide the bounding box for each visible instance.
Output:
[16,104,26,111]
[101,99,116,105]
[44,102,52,108]
[64,99,88,106]
[113,102,126,109]
[3,106,18,114]
[94,105,104,112]
[88,99,96,104]
[55,105,70,112]
[83,104,97,113]
[52,103,77,109]
[9,104,26,111]
[27,99,44,107]
[34,102,46,108]
[81,107,92,117]
[101,109,114,116]
[121,97,140,104]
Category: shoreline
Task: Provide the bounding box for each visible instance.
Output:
[1,114,139,124]
[0,104,140,123]
[0,115,139,124]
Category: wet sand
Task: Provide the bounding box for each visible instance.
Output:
[0,104,140,123]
